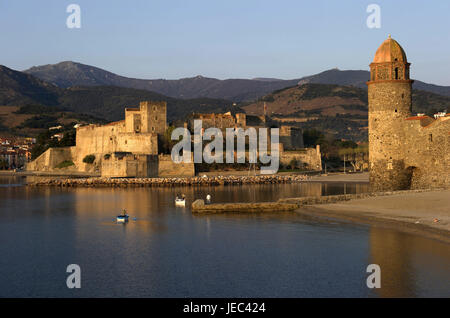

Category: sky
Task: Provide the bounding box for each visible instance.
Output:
[1,0,449,85]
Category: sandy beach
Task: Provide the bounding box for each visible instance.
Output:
[299,189,450,243]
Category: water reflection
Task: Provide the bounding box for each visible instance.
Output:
[0,177,449,297]
[369,228,450,297]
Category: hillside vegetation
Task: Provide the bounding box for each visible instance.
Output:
[243,83,450,141]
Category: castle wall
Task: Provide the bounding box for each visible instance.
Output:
[125,108,141,133]
[403,117,450,189]
[279,126,304,150]
[74,122,158,166]
[188,113,236,131]
[158,154,195,177]
[101,154,159,178]
[280,146,322,171]
[26,147,74,171]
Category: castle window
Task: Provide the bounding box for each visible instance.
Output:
[395,68,399,79]
[153,106,157,111]
[395,109,397,113]
[152,127,155,132]
[429,134,433,142]
[402,93,404,99]
[155,116,158,121]
[125,140,127,144]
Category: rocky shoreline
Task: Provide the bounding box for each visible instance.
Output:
[27,174,311,187]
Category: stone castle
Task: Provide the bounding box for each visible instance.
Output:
[28,101,322,176]
[368,36,449,191]
[27,101,195,177]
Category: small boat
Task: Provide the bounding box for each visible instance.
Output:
[175,198,186,206]
[116,214,129,223]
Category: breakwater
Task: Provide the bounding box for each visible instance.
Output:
[192,188,440,213]
[27,174,310,187]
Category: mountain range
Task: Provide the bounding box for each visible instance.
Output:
[0,65,238,122]
[24,61,450,100]
[1,62,449,141]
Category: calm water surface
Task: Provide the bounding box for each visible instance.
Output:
[0,176,449,297]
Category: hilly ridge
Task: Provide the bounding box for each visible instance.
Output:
[0,65,238,122]
[243,83,450,141]
[0,65,61,106]
[25,61,300,102]
[24,62,450,100]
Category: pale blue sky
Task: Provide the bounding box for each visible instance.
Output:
[1,0,449,85]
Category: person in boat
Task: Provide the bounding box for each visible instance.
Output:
[122,209,127,216]
[182,194,185,200]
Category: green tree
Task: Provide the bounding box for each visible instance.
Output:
[83,155,96,164]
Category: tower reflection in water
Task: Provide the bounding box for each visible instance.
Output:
[369,227,450,297]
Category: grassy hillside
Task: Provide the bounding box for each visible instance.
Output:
[0,105,106,137]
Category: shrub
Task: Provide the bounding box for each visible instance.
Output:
[104,154,111,160]
[55,160,74,169]
[83,154,96,164]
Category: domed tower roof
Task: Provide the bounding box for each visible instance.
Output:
[373,35,407,63]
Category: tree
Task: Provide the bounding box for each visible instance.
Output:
[338,145,369,172]
[0,158,8,170]
[83,154,96,164]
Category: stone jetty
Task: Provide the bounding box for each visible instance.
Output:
[191,188,440,213]
[27,174,310,187]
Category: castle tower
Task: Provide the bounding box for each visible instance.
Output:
[367,35,414,191]
[139,101,167,135]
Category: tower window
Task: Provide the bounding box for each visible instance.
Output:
[395,68,399,79]
[395,109,397,113]
[429,134,433,142]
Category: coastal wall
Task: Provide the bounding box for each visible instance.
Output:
[27,174,310,187]
[101,154,159,177]
[158,154,195,177]
[191,199,299,213]
[27,146,75,171]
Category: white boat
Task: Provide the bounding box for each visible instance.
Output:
[175,198,186,206]
[116,214,129,223]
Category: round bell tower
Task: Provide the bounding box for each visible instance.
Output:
[367,35,414,191]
